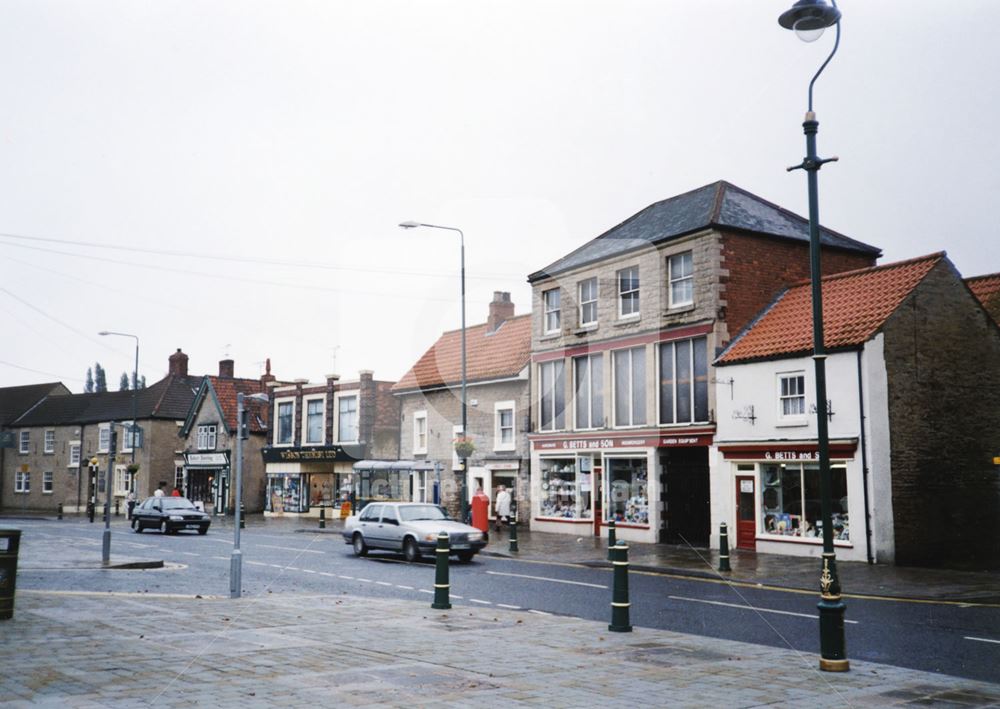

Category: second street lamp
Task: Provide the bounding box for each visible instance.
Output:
[398,220,469,522]
[231,390,269,599]
[777,0,849,672]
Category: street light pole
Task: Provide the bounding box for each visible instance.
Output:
[778,0,848,672]
[399,220,469,522]
[231,391,268,599]
[98,331,139,494]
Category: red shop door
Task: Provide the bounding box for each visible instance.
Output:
[735,476,756,551]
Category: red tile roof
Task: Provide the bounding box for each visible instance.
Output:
[718,253,945,364]
[208,377,269,433]
[393,315,532,392]
[966,274,1000,304]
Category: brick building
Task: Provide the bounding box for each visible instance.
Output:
[393,292,531,520]
[261,370,399,517]
[526,181,880,545]
[0,381,71,510]
[177,358,276,514]
[713,254,1000,569]
[3,349,201,513]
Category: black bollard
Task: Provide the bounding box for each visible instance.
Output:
[319,507,326,529]
[608,541,632,633]
[115,500,120,517]
[719,522,732,572]
[431,531,452,610]
[57,503,63,521]
[240,503,246,529]
[87,501,94,523]
[509,508,519,553]
[607,518,617,561]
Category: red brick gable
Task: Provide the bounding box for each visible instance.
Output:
[393,315,531,392]
[208,376,269,433]
[718,253,945,364]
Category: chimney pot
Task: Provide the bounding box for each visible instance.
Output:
[219,359,234,378]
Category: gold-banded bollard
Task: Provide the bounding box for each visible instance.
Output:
[607,518,616,561]
[432,531,452,610]
[319,507,326,529]
[508,510,518,552]
[719,522,732,572]
[609,540,632,632]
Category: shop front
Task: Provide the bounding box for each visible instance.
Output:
[466,460,522,521]
[529,428,713,545]
[352,460,434,511]
[262,445,360,517]
[183,452,230,515]
[712,441,865,562]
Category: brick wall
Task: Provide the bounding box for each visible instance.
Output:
[882,262,1000,569]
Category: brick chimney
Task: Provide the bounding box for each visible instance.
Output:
[487,291,514,333]
[260,358,276,387]
[168,348,189,377]
[219,359,234,378]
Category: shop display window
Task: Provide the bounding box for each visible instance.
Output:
[760,463,849,541]
[606,458,648,525]
[267,474,304,513]
[539,457,591,519]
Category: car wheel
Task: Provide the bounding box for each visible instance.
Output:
[457,551,475,563]
[132,518,142,533]
[403,537,422,563]
[198,526,208,536]
[352,533,368,557]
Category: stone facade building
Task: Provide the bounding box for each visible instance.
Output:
[393,292,531,520]
[0,382,71,510]
[713,253,1000,569]
[526,181,881,545]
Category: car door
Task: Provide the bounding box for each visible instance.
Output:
[379,506,404,550]
[358,504,382,548]
[136,499,156,526]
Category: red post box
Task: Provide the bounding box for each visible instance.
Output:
[471,490,490,535]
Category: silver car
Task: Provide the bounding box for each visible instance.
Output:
[342,502,487,563]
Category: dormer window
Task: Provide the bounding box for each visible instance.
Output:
[197,425,217,451]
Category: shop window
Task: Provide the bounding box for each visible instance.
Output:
[606,458,648,525]
[574,354,604,430]
[19,430,30,454]
[778,373,806,420]
[539,360,566,431]
[494,401,515,451]
[413,411,428,454]
[15,471,30,493]
[44,430,55,454]
[68,443,81,467]
[613,346,646,427]
[275,401,294,445]
[760,462,849,540]
[617,266,640,318]
[305,398,325,444]
[338,395,358,443]
[659,337,709,424]
[543,288,561,334]
[539,457,592,519]
[197,424,217,451]
[668,251,694,308]
[578,277,598,326]
[42,471,53,494]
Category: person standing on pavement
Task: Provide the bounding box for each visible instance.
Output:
[494,485,511,531]
[154,482,166,497]
[126,490,137,520]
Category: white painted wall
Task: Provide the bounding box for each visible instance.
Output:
[861,334,894,563]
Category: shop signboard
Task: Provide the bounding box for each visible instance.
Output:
[532,431,713,451]
[184,452,229,467]
[262,445,361,464]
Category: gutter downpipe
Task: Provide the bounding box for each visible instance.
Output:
[856,349,874,564]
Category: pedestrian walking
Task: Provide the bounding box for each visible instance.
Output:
[154,482,166,497]
[494,485,511,531]
[126,490,137,520]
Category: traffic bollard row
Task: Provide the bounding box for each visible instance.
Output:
[719,522,732,572]
[431,531,452,610]
[609,541,632,633]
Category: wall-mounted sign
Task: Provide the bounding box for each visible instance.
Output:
[184,452,230,467]
[532,432,713,451]
[262,445,361,464]
[719,441,857,461]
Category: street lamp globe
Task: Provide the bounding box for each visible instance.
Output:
[778,0,841,42]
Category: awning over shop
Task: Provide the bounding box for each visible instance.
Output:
[352,459,437,473]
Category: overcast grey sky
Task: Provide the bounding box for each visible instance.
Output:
[1,1,997,390]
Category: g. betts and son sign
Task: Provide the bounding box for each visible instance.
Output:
[533,433,713,451]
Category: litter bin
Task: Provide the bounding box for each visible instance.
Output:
[0,529,21,620]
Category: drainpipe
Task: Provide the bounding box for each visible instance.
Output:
[76,423,86,511]
[856,350,874,564]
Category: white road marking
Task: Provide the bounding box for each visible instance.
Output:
[211,556,229,561]
[375,581,392,586]
[246,561,268,566]
[529,609,553,616]
[356,578,373,583]
[396,585,414,590]
[965,636,1000,645]
[255,544,324,554]
[497,603,521,610]
[318,572,336,577]
[418,589,433,594]
[181,552,200,557]
[470,599,492,605]
[286,566,302,571]
[338,575,354,580]
[668,596,860,624]
[302,569,316,574]
[270,564,284,569]
[486,570,607,589]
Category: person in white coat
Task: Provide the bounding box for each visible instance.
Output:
[494,485,512,530]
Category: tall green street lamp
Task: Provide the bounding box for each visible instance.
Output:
[398,220,469,522]
[231,390,269,599]
[778,0,848,672]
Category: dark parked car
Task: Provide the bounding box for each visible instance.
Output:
[131,496,211,535]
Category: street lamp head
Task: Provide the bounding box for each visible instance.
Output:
[398,221,421,229]
[98,331,110,336]
[778,0,841,43]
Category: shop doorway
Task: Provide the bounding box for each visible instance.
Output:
[658,447,710,546]
[735,476,756,550]
[187,470,215,510]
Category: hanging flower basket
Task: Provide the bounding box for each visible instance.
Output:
[126,463,141,474]
[453,437,476,459]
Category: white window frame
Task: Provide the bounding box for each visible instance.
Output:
[98,424,111,453]
[19,430,30,454]
[68,442,81,467]
[15,470,30,493]
[778,372,808,424]
[617,266,640,319]
[668,251,694,308]
[578,278,598,327]
[274,398,296,446]
[494,401,516,452]
[43,430,55,454]
[538,359,566,432]
[335,392,359,444]
[121,420,135,453]
[413,410,428,455]
[43,471,53,494]
[196,424,218,451]
[574,353,604,430]
[113,464,129,496]
[542,288,561,334]
[613,346,647,428]
[302,395,327,445]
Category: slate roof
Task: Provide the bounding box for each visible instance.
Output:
[13,375,203,426]
[717,253,946,365]
[528,181,881,282]
[0,382,69,427]
[392,315,532,393]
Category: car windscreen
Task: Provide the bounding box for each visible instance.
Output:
[160,498,197,510]
[399,505,449,522]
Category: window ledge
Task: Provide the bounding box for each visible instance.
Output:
[775,420,809,428]
[665,303,695,315]
[614,316,641,327]
[757,534,852,548]
[574,325,598,336]
[534,517,593,524]
[539,332,562,342]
